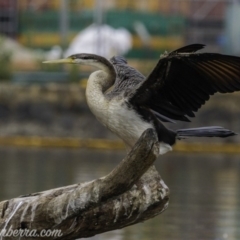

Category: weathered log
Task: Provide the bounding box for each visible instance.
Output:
[0,129,169,240]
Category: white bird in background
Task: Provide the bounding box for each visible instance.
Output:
[43,44,239,155]
[64,24,132,59]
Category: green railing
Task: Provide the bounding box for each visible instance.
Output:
[19,10,185,35]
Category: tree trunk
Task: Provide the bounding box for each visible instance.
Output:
[0,129,169,240]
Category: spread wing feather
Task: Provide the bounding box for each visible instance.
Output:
[129,44,240,121]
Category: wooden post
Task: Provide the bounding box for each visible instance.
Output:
[0,129,169,240]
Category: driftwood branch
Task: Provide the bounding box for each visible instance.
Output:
[0,129,169,240]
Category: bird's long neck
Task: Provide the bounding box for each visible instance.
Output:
[87,58,116,92]
[85,58,116,126]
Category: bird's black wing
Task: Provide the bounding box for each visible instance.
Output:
[128,44,240,122]
[109,56,177,123]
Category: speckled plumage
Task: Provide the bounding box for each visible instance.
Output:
[106,56,144,97]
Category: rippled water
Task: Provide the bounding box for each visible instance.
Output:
[0,147,240,240]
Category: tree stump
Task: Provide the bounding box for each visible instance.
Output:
[0,129,169,240]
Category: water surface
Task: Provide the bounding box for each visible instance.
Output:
[0,147,239,240]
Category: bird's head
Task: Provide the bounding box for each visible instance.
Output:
[43,53,101,65]
[43,53,116,78]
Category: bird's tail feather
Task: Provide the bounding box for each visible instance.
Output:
[176,126,237,139]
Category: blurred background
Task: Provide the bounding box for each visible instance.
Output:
[0,0,240,239]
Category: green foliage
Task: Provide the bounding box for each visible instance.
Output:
[68,65,80,82]
[0,37,12,80]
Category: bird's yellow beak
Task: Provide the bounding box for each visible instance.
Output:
[42,58,73,64]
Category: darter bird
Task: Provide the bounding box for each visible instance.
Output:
[43,44,240,154]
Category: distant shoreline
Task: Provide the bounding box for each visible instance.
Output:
[0,83,239,143]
